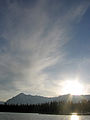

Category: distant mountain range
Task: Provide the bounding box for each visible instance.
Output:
[2,93,89,105]
[0,101,4,105]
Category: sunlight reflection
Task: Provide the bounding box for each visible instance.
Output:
[71,114,79,120]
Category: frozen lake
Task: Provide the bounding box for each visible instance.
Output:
[0,112,90,120]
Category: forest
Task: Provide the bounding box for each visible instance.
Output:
[0,100,90,115]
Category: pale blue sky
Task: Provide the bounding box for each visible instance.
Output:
[0,0,90,100]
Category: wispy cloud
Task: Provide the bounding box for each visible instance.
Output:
[0,0,90,100]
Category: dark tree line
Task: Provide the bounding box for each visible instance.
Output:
[0,100,90,114]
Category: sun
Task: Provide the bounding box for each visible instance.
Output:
[71,114,79,120]
[62,80,83,95]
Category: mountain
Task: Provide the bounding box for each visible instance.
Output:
[55,94,90,103]
[6,93,52,105]
[6,93,90,105]
[0,101,4,104]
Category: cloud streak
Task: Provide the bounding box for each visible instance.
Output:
[0,0,90,100]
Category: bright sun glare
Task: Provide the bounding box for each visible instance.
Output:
[71,114,79,120]
[62,80,83,95]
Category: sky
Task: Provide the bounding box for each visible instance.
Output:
[0,0,90,101]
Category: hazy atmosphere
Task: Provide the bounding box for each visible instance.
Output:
[0,0,90,101]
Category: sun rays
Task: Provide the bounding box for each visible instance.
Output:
[71,113,79,120]
[62,80,84,95]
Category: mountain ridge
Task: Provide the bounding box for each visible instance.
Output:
[5,93,90,105]
[0,101,4,104]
